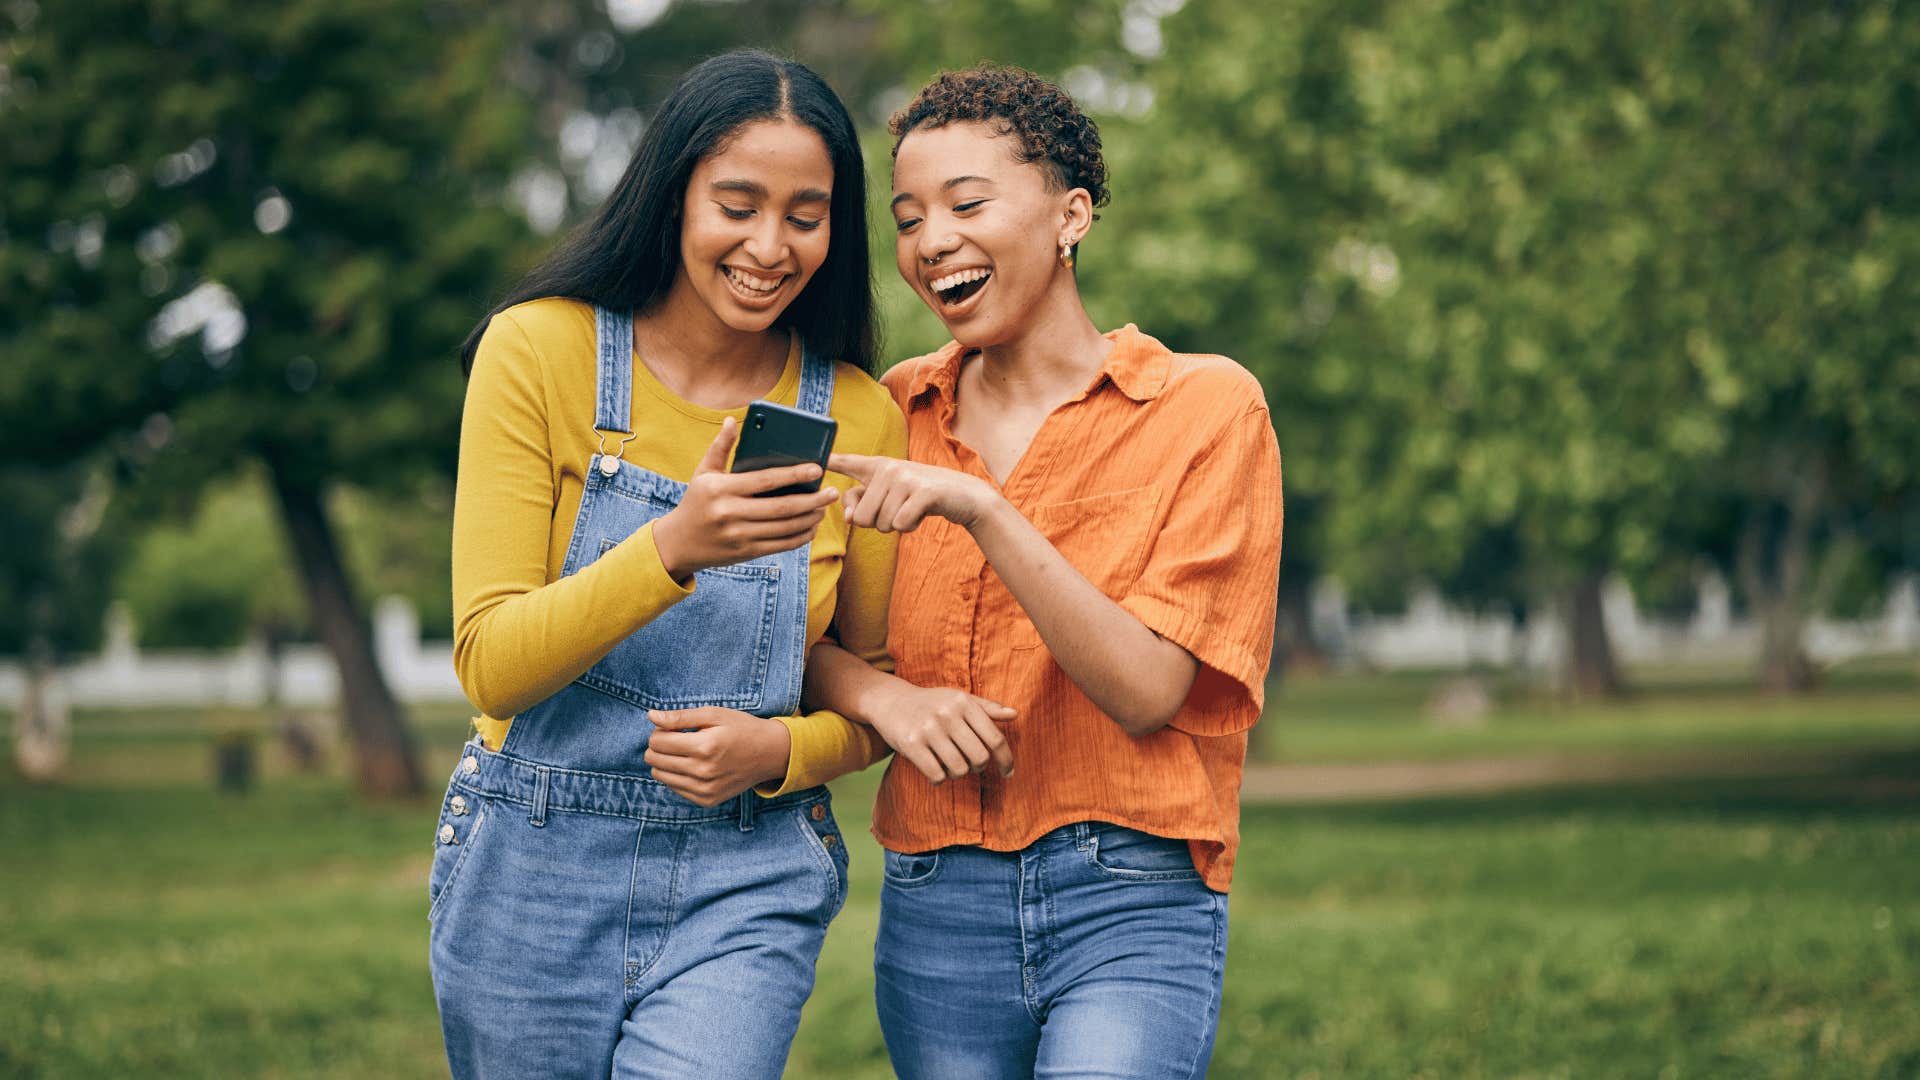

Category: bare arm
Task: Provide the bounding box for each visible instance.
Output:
[829,454,1197,737]
[804,640,1016,781]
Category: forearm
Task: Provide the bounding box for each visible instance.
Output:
[967,498,1197,736]
[804,640,916,726]
[454,522,692,718]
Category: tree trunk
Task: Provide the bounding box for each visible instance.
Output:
[1738,509,1820,694]
[1736,463,1832,695]
[13,637,69,782]
[1564,572,1623,700]
[265,460,421,797]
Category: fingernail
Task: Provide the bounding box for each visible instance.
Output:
[822,487,838,498]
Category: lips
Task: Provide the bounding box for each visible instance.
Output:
[722,265,790,305]
[929,266,991,310]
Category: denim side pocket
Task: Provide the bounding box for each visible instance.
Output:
[794,801,851,922]
[881,848,942,889]
[1084,824,1202,881]
[427,790,492,923]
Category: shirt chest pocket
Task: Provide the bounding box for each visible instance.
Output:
[1001,485,1161,652]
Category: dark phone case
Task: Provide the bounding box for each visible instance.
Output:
[730,400,838,497]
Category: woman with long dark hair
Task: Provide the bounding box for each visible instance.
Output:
[428,50,902,1078]
[806,65,1283,1078]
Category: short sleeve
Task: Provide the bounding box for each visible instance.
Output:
[1119,406,1282,736]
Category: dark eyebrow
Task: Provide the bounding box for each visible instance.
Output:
[890,175,996,209]
[711,179,767,198]
[791,187,830,205]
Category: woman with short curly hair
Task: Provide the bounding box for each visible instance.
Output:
[806,64,1283,1078]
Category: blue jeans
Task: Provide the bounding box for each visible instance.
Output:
[875,822,1229,1080]
[428,741,851,1079]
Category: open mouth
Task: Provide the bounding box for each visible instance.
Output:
[930,268,991,308]
[723,266,788,302]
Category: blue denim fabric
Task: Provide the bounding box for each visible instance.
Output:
[874,822,1229,1080]
[429,305,845,1079]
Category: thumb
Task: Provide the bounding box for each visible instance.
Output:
[695,417,739,477]
[648,707,728,731]
[971,695,1018,719]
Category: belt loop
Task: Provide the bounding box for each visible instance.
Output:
[737,791,757,833]
[530,766,550,827]
[1073,822,1093,850]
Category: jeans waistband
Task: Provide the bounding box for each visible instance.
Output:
[447,739,825,822]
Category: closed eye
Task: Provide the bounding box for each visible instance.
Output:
[894,217,922,233]
[954,199,987,213]
[718,205,753,220]
[787,216,824,231]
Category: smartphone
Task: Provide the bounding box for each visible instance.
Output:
[730,400,838,497]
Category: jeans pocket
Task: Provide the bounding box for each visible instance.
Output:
[795,800,851,922]
[427,789,492,923]
[881,848,942,889]
[1085,824,1202,881]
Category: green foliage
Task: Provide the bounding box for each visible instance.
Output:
[0,463,120,657]
[115,471,456,649]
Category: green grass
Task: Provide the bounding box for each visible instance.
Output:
[4,705,1918,1078]
[1257,657,1920,764]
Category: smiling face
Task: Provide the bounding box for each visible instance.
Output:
[674,118,835,334]
[890,121,1089,349]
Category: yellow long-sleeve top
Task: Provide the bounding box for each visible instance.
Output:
[452,297,896,794]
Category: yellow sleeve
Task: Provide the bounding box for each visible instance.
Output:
[756,394,908,795]
[451,311,694,720]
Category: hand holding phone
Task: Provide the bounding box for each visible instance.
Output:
[650,413,840,582]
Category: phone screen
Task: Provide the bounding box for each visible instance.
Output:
[730,401,838,496]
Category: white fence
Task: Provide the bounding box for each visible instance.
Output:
[1,576,1916,711]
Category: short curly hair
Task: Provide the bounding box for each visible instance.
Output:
[889,64,1110,212]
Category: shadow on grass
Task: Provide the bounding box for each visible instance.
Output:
[1248,750,1920,831]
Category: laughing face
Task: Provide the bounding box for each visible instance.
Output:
[890,121,1087,349]
[674,118,834,334]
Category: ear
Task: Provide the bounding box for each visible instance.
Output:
[1058,187,1095,247]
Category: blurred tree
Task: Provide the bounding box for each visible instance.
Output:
[1,0,541,795]
[1655,1,1920,691]
[0,462,119,779]
[1108,0,1918,698]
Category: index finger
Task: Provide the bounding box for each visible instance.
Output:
[827,453,882,483]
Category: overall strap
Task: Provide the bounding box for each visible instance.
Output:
[593,304,634,436]
[794,338,837,416]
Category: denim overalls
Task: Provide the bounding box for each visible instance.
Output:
[428,305,850,1080]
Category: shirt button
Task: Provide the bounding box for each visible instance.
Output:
[438,824,456,844]
[450,795,468,816]
[461,756,479,776]
[821,834,839,849]
[810,804,827,822]
[598,454,619,476]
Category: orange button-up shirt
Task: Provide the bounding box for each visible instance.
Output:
[873,325,1282,891]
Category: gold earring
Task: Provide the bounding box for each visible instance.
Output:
[1059,239,1075,269]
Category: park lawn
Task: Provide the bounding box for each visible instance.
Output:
[1257,658,1920,764]
[2,722,1917,1078]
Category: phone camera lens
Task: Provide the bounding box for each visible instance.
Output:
[754,418,765,428]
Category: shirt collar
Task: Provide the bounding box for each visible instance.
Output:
[905,324,1171,408]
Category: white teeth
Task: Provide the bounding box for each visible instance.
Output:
[725,267,783,293]
[930,268,989,293]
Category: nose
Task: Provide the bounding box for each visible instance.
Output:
[742,214,788,268]
[916,222,960,267]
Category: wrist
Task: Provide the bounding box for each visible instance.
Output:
[754,715,794,786]
[956,480,1004,534]
[651,512,697,583]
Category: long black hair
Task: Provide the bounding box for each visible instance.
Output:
[459,50,875,375]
